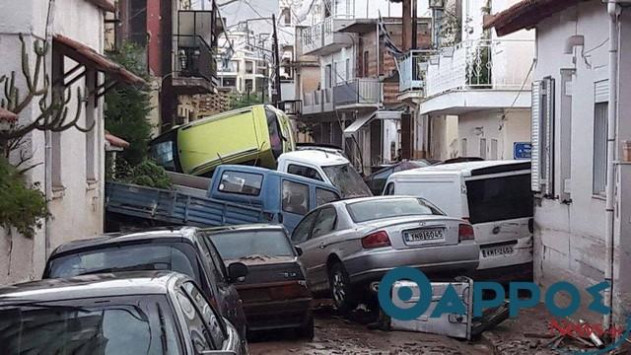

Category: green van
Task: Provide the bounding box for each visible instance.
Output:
[150,105,295,176]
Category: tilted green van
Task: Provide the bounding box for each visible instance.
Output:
[150,105,295,176]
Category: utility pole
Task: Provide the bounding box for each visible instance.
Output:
[411,0,417,49]
[271,13,282,109]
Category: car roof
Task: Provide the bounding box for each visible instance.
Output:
[390,160,530,178]
[0,271,187,304]
[280,150,349,167]
[50,227,199,257]
[216,164,341,190]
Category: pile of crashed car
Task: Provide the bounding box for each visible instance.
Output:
[0,105,534,354]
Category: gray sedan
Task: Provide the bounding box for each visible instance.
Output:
[290,196,479,312]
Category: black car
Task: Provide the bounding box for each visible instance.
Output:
[42,227,249,349]
[205,225,313,338]
[365,160,437,195]
[0,272,244,355]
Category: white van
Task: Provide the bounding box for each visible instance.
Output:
[384,161,533,280]
[277,150,373,199]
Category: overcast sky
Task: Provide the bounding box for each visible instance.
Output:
[193,0,279,34]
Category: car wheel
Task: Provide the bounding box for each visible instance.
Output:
[328,262,357,314]
[296,315,314,340]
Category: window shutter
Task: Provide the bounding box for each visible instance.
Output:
[542,77,555,197]
[531,81,543,192]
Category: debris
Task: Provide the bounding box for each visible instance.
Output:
[524,333,556,339]
[579,319,605,348]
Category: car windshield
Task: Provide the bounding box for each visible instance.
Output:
[209,230,295,260]
[46,243,200,283]
[347,198,444,223]
[149,129,179,172]
[322,164,372,198]
[0,295,181,355]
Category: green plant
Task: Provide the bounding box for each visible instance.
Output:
[0,157,48,238]
[128,160,171,189]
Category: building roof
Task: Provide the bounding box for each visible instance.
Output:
[54,35,146,85]
[0,272,185,304]
[0,108,18,123]
[85,0,116,12]
[483,0,584,36]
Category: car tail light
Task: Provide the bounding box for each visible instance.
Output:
[458,224,475,242]
[269,282,311,300]
[361,231,391,249]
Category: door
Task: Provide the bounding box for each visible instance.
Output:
[293,207,338,291]
[281,179,311,233]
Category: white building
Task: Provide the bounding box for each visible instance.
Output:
[217,30,270,97]
[486,0,631,327]
[406,0,534,161]
[0,0,142,285]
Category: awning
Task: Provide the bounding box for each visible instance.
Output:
[54,35,146,86]
[343,111,403,136]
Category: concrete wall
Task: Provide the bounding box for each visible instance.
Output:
[531,1,623,323]
[428,115,459,160]
[0,0,106,285]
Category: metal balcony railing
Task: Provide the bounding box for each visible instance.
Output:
[399,50,434,92]
[333,78,382,107]
[174,34,216,83]
[425,39,534,98]
[282,100,302,115]
[302,90,322,114]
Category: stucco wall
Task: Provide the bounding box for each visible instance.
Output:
[0,0,105,285]
[429,115,459,160]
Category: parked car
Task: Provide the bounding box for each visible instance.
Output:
[150,104,295,177]
[438,157,485,165]
[384,161,533,281]
[278,150,372,198]
[290,196,479,312]
[42,227,249,348]
[205,225,313,338]
[365,160,437,195]
[0,272,244,355]
[106,165,341,234]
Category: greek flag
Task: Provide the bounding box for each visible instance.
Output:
[378,12,404,59]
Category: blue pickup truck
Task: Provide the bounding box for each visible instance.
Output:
[106,165,342,234]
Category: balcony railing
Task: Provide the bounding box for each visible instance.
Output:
[399,50,434,92]
[425,39,534,98]
[173,34,217,92]
[333,78,382,107]
[281,100,302,115]
[302,90,322,115]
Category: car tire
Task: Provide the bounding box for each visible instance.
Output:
[328,261,357,314]
[296,315,314,340]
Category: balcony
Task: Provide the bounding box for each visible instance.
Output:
[302,90,322,115]
[281,100,302,116]
[334,79,382,109]
[399,50,434,93]
[172,35,217,94]
[301,17,354,56]
[420,39,534,115]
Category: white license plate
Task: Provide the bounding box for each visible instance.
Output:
[404,228,444,244]
[481,245,514,258]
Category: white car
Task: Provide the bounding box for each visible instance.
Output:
[290,196,479,312]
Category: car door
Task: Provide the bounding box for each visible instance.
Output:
[281,179,312,233]
[174,286,216,353]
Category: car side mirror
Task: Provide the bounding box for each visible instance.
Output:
[227,262,248,282]
[295,246,303,256]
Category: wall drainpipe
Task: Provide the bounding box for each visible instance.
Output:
[604,0,620,333]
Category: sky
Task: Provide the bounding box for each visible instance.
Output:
[193,0,279,34]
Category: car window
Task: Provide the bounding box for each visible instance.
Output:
[292,210,319,243]
[175,289,214,352]
[183,282,226,349]
[282,180,310,215]
[347,197,443,223]
[288,164,323,181]
[316,188,339,206]
[384,183,395,195]
[218,171,263,196]
[197,233,228,283]
[311,207,337,239]
[210,230,295,260]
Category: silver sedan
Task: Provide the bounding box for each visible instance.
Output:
[290,196,479,312]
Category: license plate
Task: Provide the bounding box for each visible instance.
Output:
[404,228,444,244]
[481,245,514,258]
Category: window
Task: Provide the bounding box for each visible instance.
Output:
[333,62,338,85]
[245,61,254,74]
[347,198,443,223]
[218,171,263,196]
[175,290,213,352]
[182,282,226,349]
[466,174,533,224]
[282,180,310,215]
[316,188,339,206]
[479,138,487,159]
[150,130,179,171]
[363,51,369,77]
[593,102,608,195]
[461,138,468,156]
[532,78,555,195]
[288,164,323,181]
[491,139,498,160]
[345,58,351,81]
[291,210,318,243]
[312,207,337,239]
[266,107,283,159]
[245,79,253,92]
[384,183,395,195]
